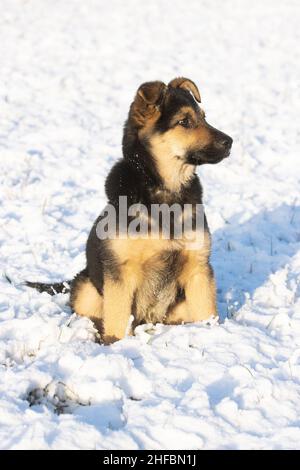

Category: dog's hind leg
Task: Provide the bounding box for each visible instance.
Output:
[70,270,103,333]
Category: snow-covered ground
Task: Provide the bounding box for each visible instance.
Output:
[1,0,300,450]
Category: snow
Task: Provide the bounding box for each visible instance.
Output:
[1,0,300,450]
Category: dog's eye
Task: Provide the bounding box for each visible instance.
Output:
[177,118,191,128]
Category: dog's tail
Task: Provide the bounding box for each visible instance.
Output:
[25,280,71,295]
[5,273,71,295]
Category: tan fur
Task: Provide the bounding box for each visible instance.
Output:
[169,106,198,127]
[110,237,178,324]
[111,237,173,263]
[134,252,178,324]
[138,111,161,140]
[72,279,103,333]
[166,268,217,324]
[168,77,201,103]
[74,227,216,342]
[154,153,196,192]
[166,232,217,323]
[180,231,217,320]
[131,81,166,128]
[136,99,212,193]
[166,301,187,325]
[178,261,217,321]
[107,228,216,330]
[110,236,173,324]
[148,114,212,192]
[151,122,212,159]
[102,275,136,343]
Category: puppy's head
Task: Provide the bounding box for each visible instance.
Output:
[128,77,232,167]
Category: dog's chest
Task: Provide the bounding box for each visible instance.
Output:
[111,232,211,323]
[110,225,211,268]
[111,236,182,265]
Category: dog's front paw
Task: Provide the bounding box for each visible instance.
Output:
[102,335,120,345]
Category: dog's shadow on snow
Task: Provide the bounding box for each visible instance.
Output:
[211,203,300,321]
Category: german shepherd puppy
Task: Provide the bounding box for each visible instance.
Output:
[26,77,232,344]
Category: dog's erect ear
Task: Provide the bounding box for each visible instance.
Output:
[131,81,167,127]
[168,77,201,103]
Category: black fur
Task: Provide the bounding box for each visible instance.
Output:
[25,280,71,295]
[154,87,199,133]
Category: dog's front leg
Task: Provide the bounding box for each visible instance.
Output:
[167,262,218,324]
[102,276,135,344]
[185,262,218,321]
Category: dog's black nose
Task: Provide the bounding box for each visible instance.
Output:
[220,135,233,150]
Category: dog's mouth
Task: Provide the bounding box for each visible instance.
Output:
[218,148,231,160]
[186,132,233,165]
[186,146,231,165]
